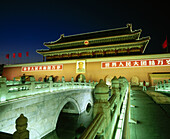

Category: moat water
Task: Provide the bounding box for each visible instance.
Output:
[42,108,93,139]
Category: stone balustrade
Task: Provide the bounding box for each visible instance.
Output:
[0,76,130,139]
[80,76,129,139]
[155,79,170,92]
[0,76,97,102]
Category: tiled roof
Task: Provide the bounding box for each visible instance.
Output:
[44,24,133,46]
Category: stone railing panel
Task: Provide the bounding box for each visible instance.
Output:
[155,80,170,91]
[0,77,96,102]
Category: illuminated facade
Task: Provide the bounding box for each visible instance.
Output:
[2,24,170,86]
[36,24,150,61]
[3,53,170,86]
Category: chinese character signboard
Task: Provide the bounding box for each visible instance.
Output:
[22,64,63,72]
[76,60,85,73]
[101,58,170,69]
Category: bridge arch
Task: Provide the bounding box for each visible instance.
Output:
[85,100,93,112]
[0,88,93,138]
[52,97,81,130]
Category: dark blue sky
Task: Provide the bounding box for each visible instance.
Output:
[0,0,169,64]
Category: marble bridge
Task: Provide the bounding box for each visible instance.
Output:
[0,76,130,139]
[0,77,95,138]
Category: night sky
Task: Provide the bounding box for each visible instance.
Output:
[0,0,169,64]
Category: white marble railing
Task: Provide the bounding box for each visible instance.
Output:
[79,113,105,139]
[155,80,170,92]
[0,77,97,102]
[79,77,129,139]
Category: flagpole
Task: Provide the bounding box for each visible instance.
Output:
[26,52,29,63]
[167,36,169,53]
[6,54,9,65]
[162,36,168,53]
[167,44,169,53]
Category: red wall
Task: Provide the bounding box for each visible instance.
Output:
[3,67,22,80]
[3,62,170,83]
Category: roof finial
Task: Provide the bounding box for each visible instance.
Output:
[127,23,132,32]
[60,34,64,38]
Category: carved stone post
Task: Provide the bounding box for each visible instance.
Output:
[163,80,166,89]
[71,77,74,82]
[92,81,95,87]
[78,78,81,86]
[111,76,119,96]
[61,76,65,82]
[84,79,87,86]
[118,76,124,88]
[0,77,7,101]
[159,81,163,90]
[118,76,127,96]
[118,76,125,98]
[30,76,35,82]
[157,82,160,88]
[93,79,110,130]
[13,114,29,139]
[48,76,53,92]
[71,77,74,88]
[61,76,65,88]
[88,80,91,87]
[30,76,35,93]
[111,76,120,116]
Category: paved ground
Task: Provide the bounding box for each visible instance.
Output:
[129,87,170,139]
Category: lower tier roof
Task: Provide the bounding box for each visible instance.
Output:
[37,37,150,57]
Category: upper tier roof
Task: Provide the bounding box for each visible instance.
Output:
[44,24,135,47]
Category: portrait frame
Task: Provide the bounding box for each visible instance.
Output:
[76,60,86,73]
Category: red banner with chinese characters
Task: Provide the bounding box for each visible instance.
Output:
[22,64,63,72]
[101,58,170,69]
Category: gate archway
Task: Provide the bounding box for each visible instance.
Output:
[130,76,140,86]
[76,74,86,82]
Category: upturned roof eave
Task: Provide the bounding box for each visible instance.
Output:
[142,36,151,53]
